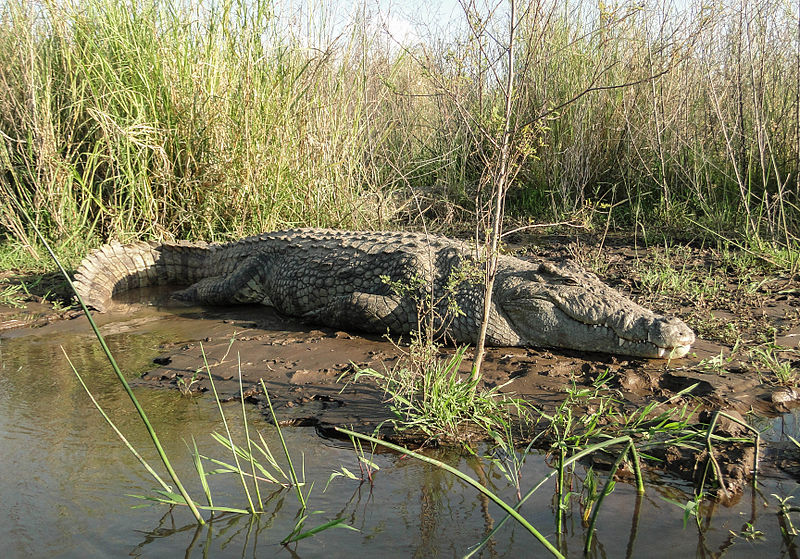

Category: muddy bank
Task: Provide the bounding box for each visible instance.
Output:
[2,236,799,492]
[133,308,788,427]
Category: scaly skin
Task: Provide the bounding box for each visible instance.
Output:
[73,228,695,358]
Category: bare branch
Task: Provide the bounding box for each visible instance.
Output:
[501,221,588,238]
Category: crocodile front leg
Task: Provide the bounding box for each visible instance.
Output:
[172,256,270,305]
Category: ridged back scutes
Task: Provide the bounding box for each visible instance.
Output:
[228,228,473,259]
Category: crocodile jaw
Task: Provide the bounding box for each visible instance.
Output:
[498,266,696,359]
[562,316,694,358]
[504,299,695,358]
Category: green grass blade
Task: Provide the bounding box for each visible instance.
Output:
[203,346,256,513]
[583,441,631,554]
[239,358,263,510]
[64,349,172,493]
[282,517,358,544]
[260,379,306,510]
[190,435,213,508]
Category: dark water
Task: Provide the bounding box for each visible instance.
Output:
[1,309,799,558]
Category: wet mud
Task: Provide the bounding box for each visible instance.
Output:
[2,236,799,494]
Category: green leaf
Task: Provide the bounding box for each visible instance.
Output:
[282,517,359,543]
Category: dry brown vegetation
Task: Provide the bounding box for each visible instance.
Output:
[0,0,797,266]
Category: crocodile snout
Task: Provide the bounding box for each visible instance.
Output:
[649,316,695,350]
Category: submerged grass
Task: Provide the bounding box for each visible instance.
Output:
[335,425,568,558]
[67,326,352,539]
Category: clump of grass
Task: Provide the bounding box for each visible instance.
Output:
[0,279,26,308]
[484,421,538,502]
[349,345,526,442]
[0,0,409,249]
[341,354,761,553]
[633,245,723,303]
[750,342,799,386]
[176,370,201,396]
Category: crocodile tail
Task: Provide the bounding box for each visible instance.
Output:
[73,240,211,312]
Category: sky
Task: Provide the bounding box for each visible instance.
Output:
[372,0,464,41]
[275,0,468,47]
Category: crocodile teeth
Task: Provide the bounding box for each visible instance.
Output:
[658,347,666,358]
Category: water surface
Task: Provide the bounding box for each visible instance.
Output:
[1,308,798,558]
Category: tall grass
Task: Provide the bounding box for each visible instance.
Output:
[0,0,797,255]
[495,0,799,244]
[0,0,412,248]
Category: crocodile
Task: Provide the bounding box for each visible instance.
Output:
[73,228,695,358]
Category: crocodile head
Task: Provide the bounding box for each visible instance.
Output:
[497,260,695,358]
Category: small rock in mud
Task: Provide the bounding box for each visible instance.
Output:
[289,369,327,384]
[771,387,800,410]
[544,361,576,377]
[617,369,655,392]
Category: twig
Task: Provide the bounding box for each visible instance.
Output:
[501,221,587,238]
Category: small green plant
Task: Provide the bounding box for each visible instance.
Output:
[538,370,623,452]
[750,342,798,386]
[774,494,800,538]
[662,492,705,530]
[176,370,202,396]
[0,280,26,308]
[485,421,538,502]
[696,345,738,374]
[729,522,764,542]
[124,351,308,518]
[46,295,71,312]
[579,467,600,524]
[349,345,525,441]
[327,432,381,488]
